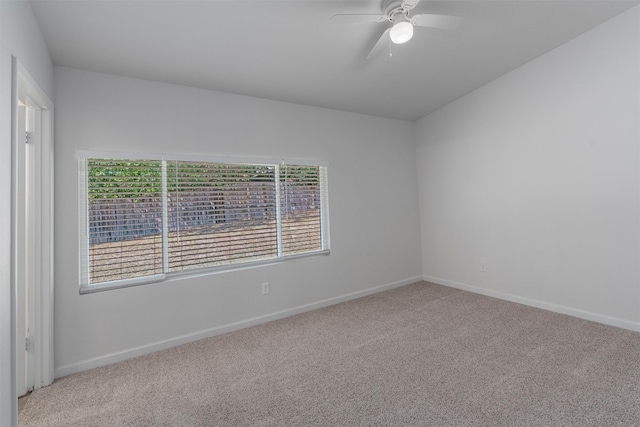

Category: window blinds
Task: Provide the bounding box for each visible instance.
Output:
[79,159,165,285]
[79,155,329,289]
[167,161,278,272]
[280,165,322,255]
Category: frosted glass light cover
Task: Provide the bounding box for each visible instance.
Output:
[390,21,413,44]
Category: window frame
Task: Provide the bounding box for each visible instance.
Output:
[77,151,330,294]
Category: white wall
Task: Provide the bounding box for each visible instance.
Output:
[416,6,640,331]
[0,1,54,425]
[53,66,422,376]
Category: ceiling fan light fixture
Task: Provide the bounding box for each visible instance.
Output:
[389,21,413,44]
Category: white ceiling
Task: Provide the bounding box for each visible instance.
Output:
[30,0,639,121]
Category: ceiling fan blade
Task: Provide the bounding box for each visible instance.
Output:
[367,28,391,61]
[330,14,386,24]
[412,14,463,30]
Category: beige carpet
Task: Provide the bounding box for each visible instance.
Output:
[19,282,640,426]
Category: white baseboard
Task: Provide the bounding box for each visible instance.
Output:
[55,276,422,378]
[424,275,640,333]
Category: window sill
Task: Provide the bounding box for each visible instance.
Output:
[79,249,330,295]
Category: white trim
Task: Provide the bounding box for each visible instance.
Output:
[280,158,329,167]
[274,164,283,257]
[319,166,330,251]
[75,149,329,168]
[16,61,55,390]
[165,250,330,281]
[75,150,164,161]
[15,102,27,397]
[78,158,88,287]
[55,276,422,378]
[423,275,640,333]
[37,106,54,388]
[7,57,19,427]
[16,63,53,110]
[160,161,169,273]
[80,250,331,294]
[79,274,167,295]
[6,59,55,427]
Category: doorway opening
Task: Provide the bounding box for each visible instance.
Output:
[12,59,54,419]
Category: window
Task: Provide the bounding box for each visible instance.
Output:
[78,153,329,292]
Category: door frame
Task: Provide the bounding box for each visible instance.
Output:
[15,102,28,397]
[11,57,54,403]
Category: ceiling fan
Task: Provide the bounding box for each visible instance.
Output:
[331,0,462,60]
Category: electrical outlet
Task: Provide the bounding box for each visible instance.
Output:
[261,282,270,295]
[480,261,487,272]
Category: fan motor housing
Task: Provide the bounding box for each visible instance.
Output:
[383,0,412,23]
[383,0,406,15]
